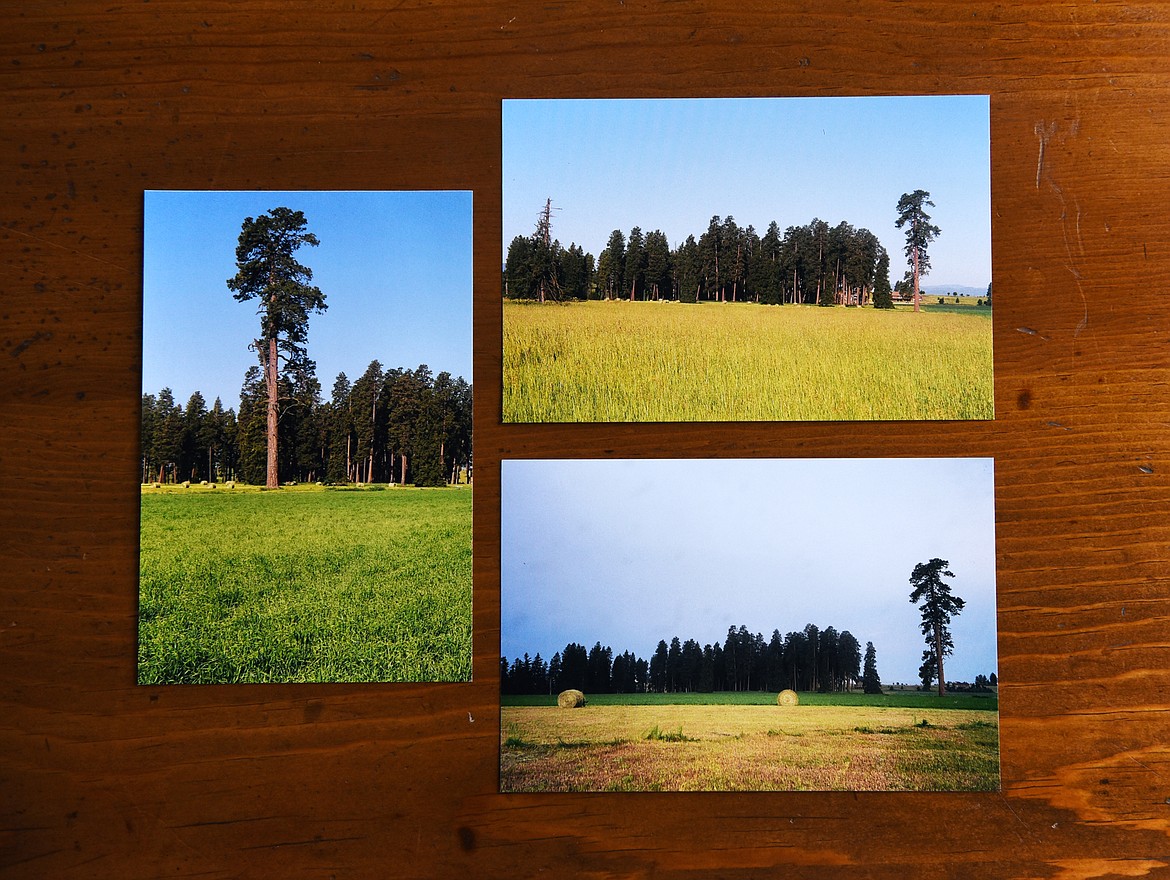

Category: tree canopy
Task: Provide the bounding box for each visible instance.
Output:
[504,211,893,308]
[501,621,867,696]
[142,361,471,488]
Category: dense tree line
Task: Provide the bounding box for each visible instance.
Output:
[500,623,870,696]
[141,361,472,487]
[504,212,895,309]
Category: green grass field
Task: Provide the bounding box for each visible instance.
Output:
[502,299,993,422]
[501,693,999,792]
[138,483,472,684]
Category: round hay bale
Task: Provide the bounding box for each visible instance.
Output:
[777,689,799,707]
[557,689,586,708]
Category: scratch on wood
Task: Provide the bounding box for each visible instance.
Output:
[239,835,366,850]
[1035,121,1057,189]
[10,330,53,358]
[1017,327,1049,340]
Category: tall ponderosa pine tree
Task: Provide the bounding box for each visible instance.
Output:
[909,557,965,697]
[227,207,327,488]
[895,190,941,313]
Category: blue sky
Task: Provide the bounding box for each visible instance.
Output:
[501,457,998,686]
[503,96,991,291]
[142,190,472,411]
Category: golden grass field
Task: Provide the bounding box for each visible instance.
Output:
[502,300,994,422]
[500,703,1000,792]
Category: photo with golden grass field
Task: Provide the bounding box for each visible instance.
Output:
[140,190,473,684]
[501,459,999,792]
[502,96,991,422]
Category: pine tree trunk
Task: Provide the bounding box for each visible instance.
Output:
[265,335,279,489]
[935,622,946,696]
[912,246,921,312]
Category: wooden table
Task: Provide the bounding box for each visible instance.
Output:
[4,2,1169,876]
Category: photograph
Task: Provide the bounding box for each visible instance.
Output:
[500,457,999,792]
[502,95,993,422]
[138,190,473,684]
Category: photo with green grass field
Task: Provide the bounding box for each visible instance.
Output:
[502,96,992,422]
[501,458,999,791]
[139,190,473,684]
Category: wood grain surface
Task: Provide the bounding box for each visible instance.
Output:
[5,1,1170,876]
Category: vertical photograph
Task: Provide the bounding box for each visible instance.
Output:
[500,457,999,792]
[502,96,993,422]
[139,190,473,684]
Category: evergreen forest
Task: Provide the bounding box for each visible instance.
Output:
[141,361,472,487]
[504,212,902,308]
[502,624,871,696]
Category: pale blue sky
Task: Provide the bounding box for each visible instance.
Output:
[142,190,472,411]
[501,457,998,685]
[503,96,991,290]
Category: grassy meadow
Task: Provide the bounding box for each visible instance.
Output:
[501,693,999,792]
[502,299,993,422]
[138,483,472,684]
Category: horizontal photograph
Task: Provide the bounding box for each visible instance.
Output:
[501,457,999,792]
[502,96,992,422]
[139,190,473,684]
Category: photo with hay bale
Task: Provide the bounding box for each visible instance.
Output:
[139,190,474,685]
[500,457,999,792]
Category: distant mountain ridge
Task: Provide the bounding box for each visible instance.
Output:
[921,284,990,298]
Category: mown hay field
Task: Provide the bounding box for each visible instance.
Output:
[502,299,993,422]
[138,484,472,684]
[501,702,999,792]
